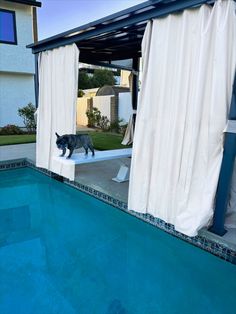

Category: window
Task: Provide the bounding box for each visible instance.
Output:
[0,9,17,44]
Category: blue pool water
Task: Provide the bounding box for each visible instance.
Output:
[0,168,236,314]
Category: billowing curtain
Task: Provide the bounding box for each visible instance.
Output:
[122,114,134,145]
[36,44,79,181]
[128,0,236,236]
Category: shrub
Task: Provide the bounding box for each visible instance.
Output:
[86,107,101,128]
[78,89,85,97]
[18,103,36,133]
[109,119,124,133]
[0,124,24,135]
[99,116,110,132]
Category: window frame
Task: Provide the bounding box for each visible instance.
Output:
[0,8,17,45]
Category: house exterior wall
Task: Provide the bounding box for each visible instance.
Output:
[120,70,131,88]
[77,97,89,126]
[0,72,35,126]
[0,1,35,74]
[0,0,36,126]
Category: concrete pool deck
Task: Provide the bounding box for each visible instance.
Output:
[0,143,36,162]
[0,143,130,203]
[0,143,235,251]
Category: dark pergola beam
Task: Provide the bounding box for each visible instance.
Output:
[80,61,133,72]
[87,25,145,43]
[78,37,141,50]
[79,50,141,63]
[87,40,141,53]
[28,0,214,54]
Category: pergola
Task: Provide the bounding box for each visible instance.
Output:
[28,0,236,237]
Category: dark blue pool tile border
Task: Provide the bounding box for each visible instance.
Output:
[0,159,27,170]
[26,159,54,177]
[1,158,236,265]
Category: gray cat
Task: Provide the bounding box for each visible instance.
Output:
[56,132,95,159]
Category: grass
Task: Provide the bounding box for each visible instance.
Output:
[84,131,131,150]
[0,131,131,150]
[0,134,36,146]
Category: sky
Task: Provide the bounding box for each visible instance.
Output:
[37,0,145,40]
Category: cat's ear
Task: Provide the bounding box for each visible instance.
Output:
[55,132,60,138]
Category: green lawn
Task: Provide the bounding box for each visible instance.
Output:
[0,132,131,150]
[85,131,131,150]
[0,134,36,146]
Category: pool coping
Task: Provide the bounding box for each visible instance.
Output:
[1,158,236,265]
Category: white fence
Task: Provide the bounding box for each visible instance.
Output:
[76,92,132,126]
[93,95,112,120]
[118,92,132,123]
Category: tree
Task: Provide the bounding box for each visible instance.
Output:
[78,70,93,90]
[18,103,36,133]
[92,69,116,87]
[78,69,116,90]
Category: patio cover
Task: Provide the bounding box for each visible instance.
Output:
[27,0,217,64]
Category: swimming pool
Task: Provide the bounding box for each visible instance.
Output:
[0,167,236,314]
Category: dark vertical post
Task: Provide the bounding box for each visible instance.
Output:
[209,75,236,236]
[132,57,139,127]
[132,57,139,110]
[32,7,38,43]
[34,54,39,108]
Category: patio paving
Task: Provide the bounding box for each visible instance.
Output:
[0,143,235,249]
[74,158,130,203]
[0,143,130,203]
[0,143,36,162]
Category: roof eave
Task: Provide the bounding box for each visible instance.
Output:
[4,0,42,8]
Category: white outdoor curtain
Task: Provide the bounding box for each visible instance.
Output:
[36,44,79,181]
[122,114,134,145]
[128,0,236,236]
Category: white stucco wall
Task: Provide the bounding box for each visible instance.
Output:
[77,97,89,126]
[0,1,35,74]
[118,92,132,123]
[93,96,112,121]
[77,93,133,125]
[0,72,35,126]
